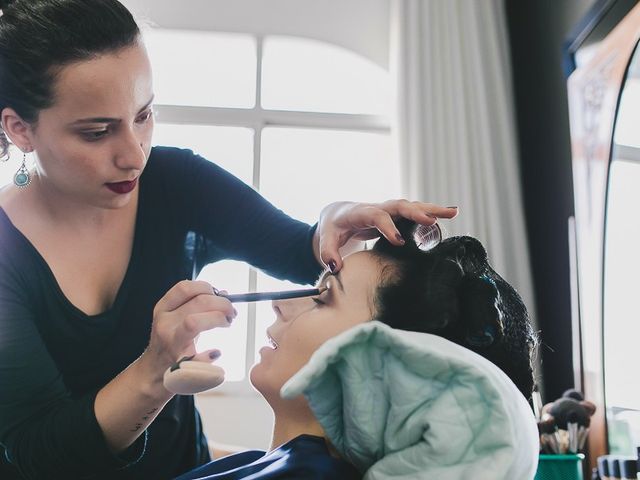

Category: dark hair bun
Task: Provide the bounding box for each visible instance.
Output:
[0,0,17,10]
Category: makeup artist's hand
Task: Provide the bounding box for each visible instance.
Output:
[315,200,458,272]
[143,280,236,384]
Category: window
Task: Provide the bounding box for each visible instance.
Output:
[149,31,399,386]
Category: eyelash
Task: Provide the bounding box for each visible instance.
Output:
[80,110,154,142]
[312,297,326,306]
[137,110,154,124]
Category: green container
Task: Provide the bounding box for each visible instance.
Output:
[534,454,584,480]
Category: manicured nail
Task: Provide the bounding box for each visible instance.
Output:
[209,350,221,360]
[328,260,337,273]
[395,233,405,244]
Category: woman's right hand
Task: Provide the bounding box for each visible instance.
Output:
[143,280,236,382]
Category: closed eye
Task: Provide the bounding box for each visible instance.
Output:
[81,129,110,141]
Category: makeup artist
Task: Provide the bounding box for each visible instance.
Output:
[0,1,457,479]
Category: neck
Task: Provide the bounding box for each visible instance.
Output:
[269,408,325,451]
[29,173,136,230]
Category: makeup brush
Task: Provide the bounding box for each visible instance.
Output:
[213,286,328,303]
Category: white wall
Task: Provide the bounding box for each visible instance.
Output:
[195,391,274,450]
[119,0,391,450]
[122,0,390,68]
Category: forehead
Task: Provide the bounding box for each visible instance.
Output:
[49,42,152,117]
[336,251,386,295]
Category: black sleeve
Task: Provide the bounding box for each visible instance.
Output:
[0,264,147,479]
[156,147,323,285]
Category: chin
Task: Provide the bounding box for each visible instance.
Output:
[249,363,291,405]
[98,191,135,209]
[249,363,270,399]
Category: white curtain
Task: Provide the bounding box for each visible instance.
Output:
[391,0,536,320]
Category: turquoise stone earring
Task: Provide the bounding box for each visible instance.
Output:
[14,151,30,187]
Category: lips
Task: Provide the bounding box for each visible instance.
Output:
[106,177,138,194]
[266,330,279,350]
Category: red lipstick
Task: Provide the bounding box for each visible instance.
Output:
[106,178,138,194]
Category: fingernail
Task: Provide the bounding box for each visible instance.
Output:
[209,350,221,360]
[395,233,405,244]
[328,260,337,273]
[233,308,238,317]
[212,286,220,295]
[226,315,234,324]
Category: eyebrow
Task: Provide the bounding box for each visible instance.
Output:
[317,270,345,293]
[69,95,155,125]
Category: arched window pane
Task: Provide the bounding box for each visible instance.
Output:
[144,29,257,108]
[262,36,391,115]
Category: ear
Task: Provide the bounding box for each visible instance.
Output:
[1,107,34,151]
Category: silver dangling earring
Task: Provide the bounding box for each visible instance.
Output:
[14,151,31,188]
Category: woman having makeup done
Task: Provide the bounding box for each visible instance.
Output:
[0,1,458,479]
[172,220,538,480]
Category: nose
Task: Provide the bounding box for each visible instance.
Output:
[272,297,312,322]
[114,126,147,171]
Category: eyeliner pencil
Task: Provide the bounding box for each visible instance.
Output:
[215,286,327,303]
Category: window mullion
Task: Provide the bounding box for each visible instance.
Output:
[244,35,265,377]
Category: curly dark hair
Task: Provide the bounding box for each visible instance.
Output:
[370,219,537,399]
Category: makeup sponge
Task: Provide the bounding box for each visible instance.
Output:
[163,361,225,395]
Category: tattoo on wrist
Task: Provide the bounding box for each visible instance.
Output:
[129,407,158,432]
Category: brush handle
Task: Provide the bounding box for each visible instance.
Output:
[218,288,322,303]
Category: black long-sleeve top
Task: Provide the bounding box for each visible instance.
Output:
[0,147,322,480]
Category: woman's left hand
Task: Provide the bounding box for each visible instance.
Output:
[315,200,458,272]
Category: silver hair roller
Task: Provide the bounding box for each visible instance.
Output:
[413,223,443,251]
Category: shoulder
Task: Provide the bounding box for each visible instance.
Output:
[144,145,231,183]
[145,145,199,174]
[143,145,250,202]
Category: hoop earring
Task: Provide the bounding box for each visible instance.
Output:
[14,151,31,188]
